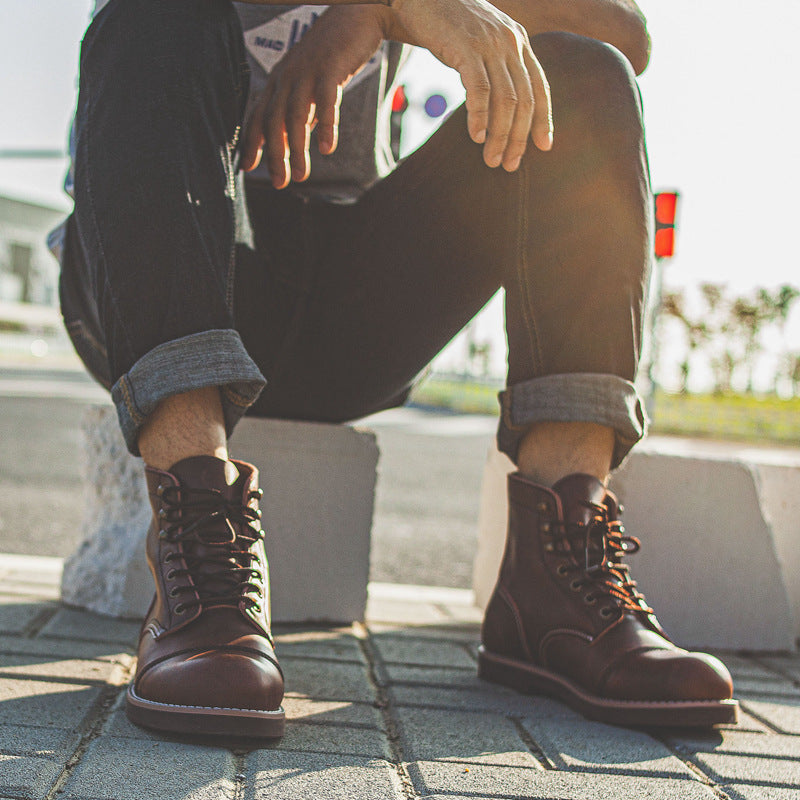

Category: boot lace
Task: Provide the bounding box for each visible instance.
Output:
[556,501,653,619]
[157,485,265,615]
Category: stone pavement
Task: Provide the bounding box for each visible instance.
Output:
[1,554,799,800]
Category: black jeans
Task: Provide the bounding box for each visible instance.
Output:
[61,0,651,466]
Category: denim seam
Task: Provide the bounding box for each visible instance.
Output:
[66,319,108,359]
[84,117,137,369]
[515,160,543,376]
[118,375,145,425]
[222,385,251,407]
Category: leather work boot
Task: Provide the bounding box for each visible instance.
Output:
[479,472,738,727]
[126,456,285,738]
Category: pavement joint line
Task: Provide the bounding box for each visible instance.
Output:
[737,700,796,735]
[355,623,419,800]
[231,751,247,800]
[652,732,732,799]
[751,655,800,687]
[42,681,129,800]
[20,605,59,638]
[507,716,557,770]
[0,670,114,688]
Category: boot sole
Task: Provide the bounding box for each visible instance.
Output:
[478,647,739,728]
[126,685,285,738]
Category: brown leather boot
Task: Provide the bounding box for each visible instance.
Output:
[126,455,285,738]
[479,472,738,727]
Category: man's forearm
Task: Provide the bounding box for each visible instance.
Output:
[493,0,650,73]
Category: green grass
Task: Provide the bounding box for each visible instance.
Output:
[411,376,800,446]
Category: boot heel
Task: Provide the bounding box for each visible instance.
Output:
[478,647,533,694]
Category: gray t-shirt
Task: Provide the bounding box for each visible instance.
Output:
[235,4,406,202]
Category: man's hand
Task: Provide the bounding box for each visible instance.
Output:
[242,5,384,189]
[382,0,553,171]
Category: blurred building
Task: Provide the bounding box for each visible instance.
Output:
[0,194,64,307]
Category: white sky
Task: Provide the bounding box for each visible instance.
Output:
[1,1,799,366]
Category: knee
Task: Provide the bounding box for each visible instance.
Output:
[531,32,643,145]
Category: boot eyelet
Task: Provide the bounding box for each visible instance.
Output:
[584,595,597,605]
[169,587,180,598]
[174,604,186,615]
[543,542,554,553]
[256,488,264,498]
[569,579,582,591]
[600,607,614,618]
[166,569,176,580]
[536,501,548,513]
[156,484,165,497]
[158,529,168,540]
[252,603,261,613]
[158,508,167,519]
[556,564,568,577]
[540,522,551,533]
[618,504,625,514]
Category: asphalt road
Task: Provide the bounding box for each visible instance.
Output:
[0,364,496,589]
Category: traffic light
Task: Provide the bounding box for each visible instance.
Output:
[654,191,679,259]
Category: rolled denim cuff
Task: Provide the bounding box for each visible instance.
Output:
[111,329,266,456]
[497,373,648,471]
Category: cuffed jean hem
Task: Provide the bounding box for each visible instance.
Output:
[497,373,648,471]
[110,329,266,456]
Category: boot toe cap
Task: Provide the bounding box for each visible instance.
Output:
[601,647,734,703]
[137,649,284,712]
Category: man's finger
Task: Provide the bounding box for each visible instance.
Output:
[483,59,518,169]
[315,81,342,156]
[264,94,291,189]
[501,55,534,171]
[524,47,553,151]
[460,59,491,146]
[285,90,315,183]
[241,89,273,172]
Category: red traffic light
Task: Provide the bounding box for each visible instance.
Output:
[654,191,679,259]
[391,85,408,114]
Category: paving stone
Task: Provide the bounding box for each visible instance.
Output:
[265,722,390,758]
[369,635,475,668]
[0,725,78,757]
[246,751,401,800]
[758,655,800,683]
[0,653,128,685]
[388,682,550,715]
[408,760,717,799]
[61,737,236,800]
[282,697,383,729]
[669,731,800,787]
[741,698,800,734]
[721,786,800,800]
[521,716,695,777]
[0,634,134,661]
[38,608,141,646]
[282,657,374,703]
[273,628,364,663]
[0,600,51,635]
[366,597,451,626]
[0,753,62,800]
[384,663,487,689]
[366,622,479,645]
[395,707,540,768]
[0,678,101,730]
[734,677,800,698]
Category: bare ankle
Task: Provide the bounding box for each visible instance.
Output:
[138,386,228,470]
[516,421,614,487]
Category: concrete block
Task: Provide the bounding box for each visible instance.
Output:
[395,707,539,767]
[472,442,800,651]
[281,656,375,704]
[61,406,379,623]
[520,716,694,777]
[61,738,236,800]
[407,761,717,800]
[0,753,62,800]
[0,678,100,730]
[247,752,401,800]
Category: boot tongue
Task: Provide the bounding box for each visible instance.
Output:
[168,455,240,502]
[167,456,245,604]
[551,473,608,527]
